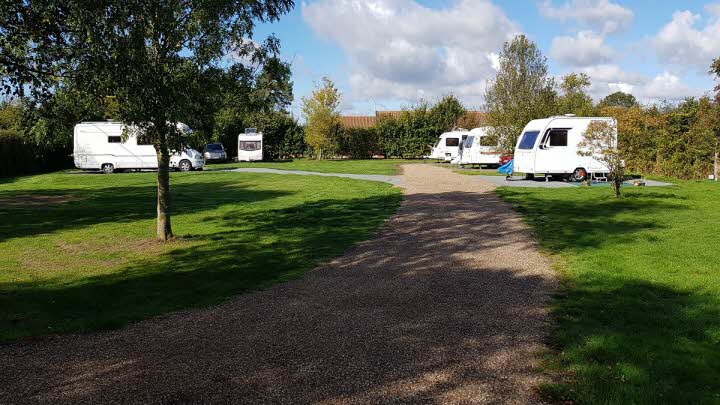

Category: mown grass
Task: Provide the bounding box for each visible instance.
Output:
[0,170,402,341]
[208,158,422,175]
[496,181,720,404]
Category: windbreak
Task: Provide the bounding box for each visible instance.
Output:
[518,131,540,150]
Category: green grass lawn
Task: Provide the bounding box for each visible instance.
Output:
[0,170,402,341]
[208,158,422,175]
[496,181,720,404]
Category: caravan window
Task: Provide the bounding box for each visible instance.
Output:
[108,136,122,143]
[465,136,475,148]
[547,129,568,147]
[518,131,540,149]
[239,141,261,151]
[446,138,460,147]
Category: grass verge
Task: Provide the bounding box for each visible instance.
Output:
[207,158,422,175]
[0,170,402,341]
[496,181,720,404]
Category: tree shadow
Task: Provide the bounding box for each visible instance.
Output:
[541,279,720,403]
[0,193,402,341]
[495,188,687,253]
[0,179,291,243]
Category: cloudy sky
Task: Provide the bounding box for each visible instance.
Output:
[251,0,720,116]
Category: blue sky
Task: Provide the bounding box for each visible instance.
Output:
[252,0,720,117]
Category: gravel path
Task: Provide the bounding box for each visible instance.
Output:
[224,167,402,185]
[0,164,556,404]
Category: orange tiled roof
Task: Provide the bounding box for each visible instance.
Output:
[375,110,404,119]
[339,116,376,129]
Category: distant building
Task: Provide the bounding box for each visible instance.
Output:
[339,110,487,130]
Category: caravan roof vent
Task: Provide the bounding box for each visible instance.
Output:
[564,114,576,117]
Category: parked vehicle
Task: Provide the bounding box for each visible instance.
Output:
[203,143,227,162]
[457,127,503,167]
[237,128,263,162]
[425,130,470,162]
[513,115,616,181]
[73,122,204,173]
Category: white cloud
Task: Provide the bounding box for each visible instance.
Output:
[578,64,698,102]
[640,72,694,101]
[651,5,720,72]
[302,0,519,105]
[539,0,634,34]
[550,31,615,67]
[607,82,634,94]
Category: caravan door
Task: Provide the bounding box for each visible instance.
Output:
[533,127,571,174]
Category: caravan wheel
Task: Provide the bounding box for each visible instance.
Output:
[101,163,115,174]
[573,167,588,182]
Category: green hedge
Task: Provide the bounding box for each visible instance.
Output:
[0,132,72,178]
[336,128,380,159]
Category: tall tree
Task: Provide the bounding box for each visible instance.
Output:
[485,35,557,152]
[0,0,294,240]
[598,91,639,108]
[557,73,594,116]
[429,94,467,131]
[302,77,341,160]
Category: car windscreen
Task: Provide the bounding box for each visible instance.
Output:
[518,131,540,150]
[206,144,223,151]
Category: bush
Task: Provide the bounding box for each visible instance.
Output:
[336,127,380,159]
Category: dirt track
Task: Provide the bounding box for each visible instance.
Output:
[0,164,556,404]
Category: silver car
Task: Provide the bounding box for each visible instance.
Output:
[203,143,227,162]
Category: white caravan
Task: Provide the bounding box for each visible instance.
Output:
[237,128,263,162]
[73,122,204,173]
[457,127,503,167]
[513,116,616,181]
[426,130,470,162]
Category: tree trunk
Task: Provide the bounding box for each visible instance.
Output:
[714,151,718,182]
[156,144,173,240]
[613,178,622,198]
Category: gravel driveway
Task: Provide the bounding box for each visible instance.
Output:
[0,164,556,404]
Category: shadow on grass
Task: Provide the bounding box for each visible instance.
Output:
[0,179,291,243]
[497,187,720,403]
[541,279,720,404]
[0,192,403,341]
[495,188,686,253]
